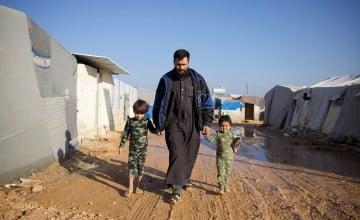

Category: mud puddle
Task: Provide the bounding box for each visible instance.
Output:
[205,125,360,178]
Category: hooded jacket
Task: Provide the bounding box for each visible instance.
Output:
[153,68,214,132]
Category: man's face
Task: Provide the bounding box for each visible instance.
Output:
[174,57,189,75]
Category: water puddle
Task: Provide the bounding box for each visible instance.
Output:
[211,125,360,178]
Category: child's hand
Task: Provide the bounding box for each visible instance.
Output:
[119,147,123,155]
[233,148,238,154]
[202,126,211,136]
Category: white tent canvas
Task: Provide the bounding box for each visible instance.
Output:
[331,84,360,137]
[290,75,360,137]
[264,85,302,129]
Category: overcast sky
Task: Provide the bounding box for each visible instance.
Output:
[1,0,359,97]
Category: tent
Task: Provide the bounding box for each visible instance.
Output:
[290,75,360,138]
[264,85,302,129]
[0,6,77,183]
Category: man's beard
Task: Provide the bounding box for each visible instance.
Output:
[174,68,189,80]
[176,68,188,75]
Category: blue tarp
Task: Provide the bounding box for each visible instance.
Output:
[221,101,243,110]
[146,105,153,118]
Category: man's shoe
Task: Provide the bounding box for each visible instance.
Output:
[183,183,194,191]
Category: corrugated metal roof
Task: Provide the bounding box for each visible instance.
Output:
[241,96,265,109]
[224,95,264,107]
[72,53,129,75]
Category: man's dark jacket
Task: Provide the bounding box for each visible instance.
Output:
[152,68,214,132]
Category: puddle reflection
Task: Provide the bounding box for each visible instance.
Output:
[232,125,360,178]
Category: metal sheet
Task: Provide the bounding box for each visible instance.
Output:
[73,53,128,75]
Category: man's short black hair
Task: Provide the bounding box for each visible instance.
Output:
[173,49,190,61]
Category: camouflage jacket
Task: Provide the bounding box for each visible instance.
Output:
[205,131,235,158]
[119,117,157,148]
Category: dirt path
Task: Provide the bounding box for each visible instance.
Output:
[1,128,360,219]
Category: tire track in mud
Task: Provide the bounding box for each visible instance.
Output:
[130,193,168,219]
[241,162,310,219]
[111,189,171,219]
[4,131,359,220]
[170,148,217,219]
[233,157,360,220]
[110,141,172,219]
[231,157,276,219]
[193,145,248,219]
[269,168,328,219]
[234,159,330,219]
[267,166,360,219]
[125,133,360,219]
[192,143,216,219]
[194,142,268,219]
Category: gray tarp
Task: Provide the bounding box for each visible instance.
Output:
[264,85,301,129]
[0,6,77,183]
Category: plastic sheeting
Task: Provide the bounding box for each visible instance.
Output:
[221,101,244,110]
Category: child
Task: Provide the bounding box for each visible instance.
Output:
[204,115,240,195]
[119,99,157,197]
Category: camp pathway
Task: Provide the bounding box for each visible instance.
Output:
[1,126,359,219]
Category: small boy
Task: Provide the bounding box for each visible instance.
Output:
[119,99,157,197]
[204,115,240,195]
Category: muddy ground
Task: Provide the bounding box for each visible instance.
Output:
[1,125,360,219]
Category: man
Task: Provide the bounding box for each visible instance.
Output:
[153,49,214,203]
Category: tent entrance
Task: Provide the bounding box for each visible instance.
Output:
[322,99,343,134]
[245,103,254,121]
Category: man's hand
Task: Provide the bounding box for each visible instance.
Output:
[157,131,163,136]
[202,126,210,136]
